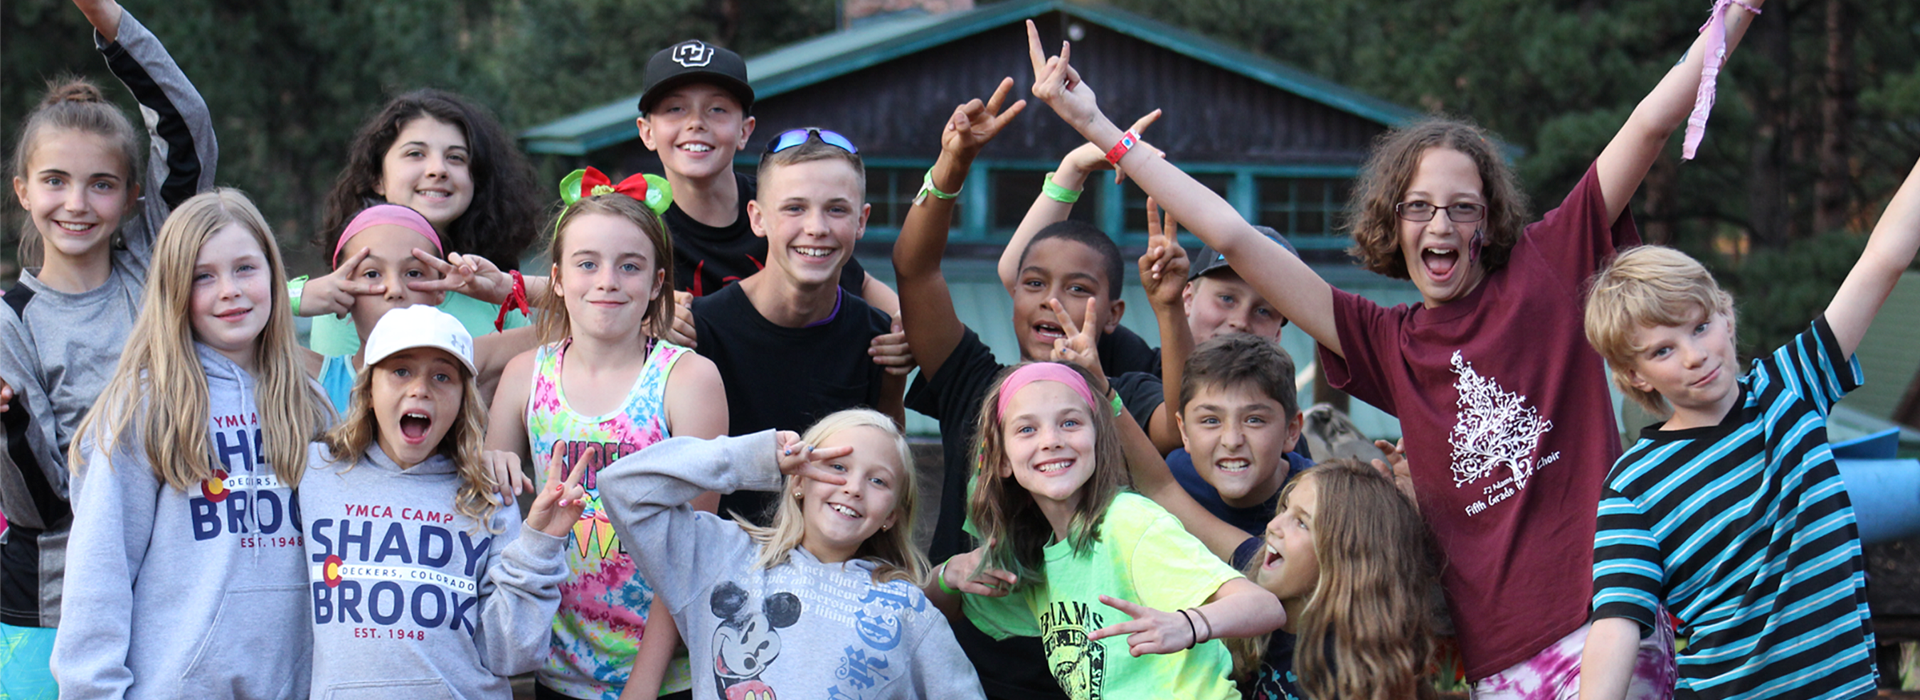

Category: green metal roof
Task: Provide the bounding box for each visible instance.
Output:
[520,0,1423,156]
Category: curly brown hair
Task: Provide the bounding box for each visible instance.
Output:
[1345,119,1530,280]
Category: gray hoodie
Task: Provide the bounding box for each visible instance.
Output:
[0,8,219,629]
[300,441,567,699]
[54,344,313,700]
[597,431,987,700]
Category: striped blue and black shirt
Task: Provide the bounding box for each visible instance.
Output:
[1591,317,1877,700]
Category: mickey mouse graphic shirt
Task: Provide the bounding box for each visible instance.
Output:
[596,431,986,700]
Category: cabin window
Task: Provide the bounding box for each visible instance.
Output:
[1257,177,1349,238]
[991,169,1101,231]
[866,166,959,230]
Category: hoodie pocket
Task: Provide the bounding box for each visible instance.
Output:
[324,679,457,700]
[179,584,310,697]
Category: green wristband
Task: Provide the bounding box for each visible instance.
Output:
[916,168,960,206]
[1041,171,1083,204]
[1110,391,1125,418]
[287,276,309,316]
[937,561,961,595]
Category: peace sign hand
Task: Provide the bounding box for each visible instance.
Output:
[294,248,384,317]
[775,431,852,486]
[407,249,511,305]
[527,446,593,537]
[939,544,1018,597]
[1138,197,1190,310]
[1046,297,1108,393]
[941,77,1028,158]
[1088,595,1196,657]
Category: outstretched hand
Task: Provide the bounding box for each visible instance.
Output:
[407,249,508,305]
[774,431,852,486]
[297,247,385,318]
[1089,595,1196,657]
[939,545,1018,597]
[1138,197,1190,310]
[527,447,592,537]
[941,77,1028,157]
[1062,110,1164,184]
[1047,297,1108,393]
[1025,19,1104,130]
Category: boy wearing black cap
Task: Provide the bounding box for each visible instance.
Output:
[635,40,898,312]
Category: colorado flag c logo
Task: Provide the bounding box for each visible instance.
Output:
[201,469,230,503]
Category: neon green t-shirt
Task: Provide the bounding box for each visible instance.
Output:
[964,492,1242,700]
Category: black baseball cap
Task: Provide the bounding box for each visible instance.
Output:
[1188,226,1299,281]
[637,40,754,115]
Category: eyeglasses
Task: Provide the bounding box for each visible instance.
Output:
[765,128,859,155]
[1394,201,1486,223]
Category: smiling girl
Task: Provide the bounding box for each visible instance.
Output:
[485,177,727,700]
[54,188,334,699]
[0,3,215,689]
[932,361,1286,699]
[594,410,984,699]
[1231,459,1437,700]
[300,89,544,355]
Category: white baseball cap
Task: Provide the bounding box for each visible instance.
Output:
[363,305,476,375]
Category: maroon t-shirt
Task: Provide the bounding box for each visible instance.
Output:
[1318,163,1638,680]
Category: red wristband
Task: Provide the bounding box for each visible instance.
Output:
[1104,130,1141,167]
[495,269,529,332]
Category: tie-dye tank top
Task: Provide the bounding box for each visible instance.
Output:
[527,338,693,698]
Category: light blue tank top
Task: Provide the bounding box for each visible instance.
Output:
[318,355,355,416]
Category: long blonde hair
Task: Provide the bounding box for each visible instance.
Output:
[740,409,927,585]
[68,189,332,491]
[966,362,1126,590]
[319,363,498,529]
[1231,459,1437,700]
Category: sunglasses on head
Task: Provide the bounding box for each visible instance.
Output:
[765,128,859,155]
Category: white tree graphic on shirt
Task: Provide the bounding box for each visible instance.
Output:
[1448,351,1555,490]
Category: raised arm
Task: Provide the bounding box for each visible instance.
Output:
[893,80,1027,377]
[476,451,585,676]
[1141,199,1195,446]
[1020,22,1344,357]
[996,110,1162,290]
[1826,158,1920,357]
[1594,0,1764,224]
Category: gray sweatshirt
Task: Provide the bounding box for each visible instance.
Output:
[54,344,312,700]
[299,442,568,699]
[0,8,218,629]
[597,431,987,700]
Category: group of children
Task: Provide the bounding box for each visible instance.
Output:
[2,0,1915,698]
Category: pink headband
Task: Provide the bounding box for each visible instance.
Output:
[996,363,1096,418]
[334,204,442,267]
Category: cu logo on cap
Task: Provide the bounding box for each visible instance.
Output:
[672,40,715,68]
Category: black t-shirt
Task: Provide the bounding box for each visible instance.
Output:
[1096,324,1159,376]
[1248,631,1308,700]
[903,327,1167,700]
[692,283,890,523]
[663,171,867,298]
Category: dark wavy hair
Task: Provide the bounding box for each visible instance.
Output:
[318,89,541,270]
[1344,118,1530,280]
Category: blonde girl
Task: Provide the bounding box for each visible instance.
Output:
[300,304,584,698]
[0,2,214,691]
[53,188,332,699]
[1232,458,1438,700]
[932,361,1286,699]
[484,174,726,700]
[594,409,984,699]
